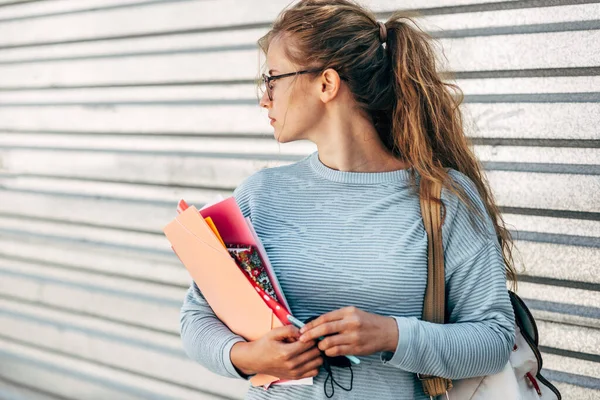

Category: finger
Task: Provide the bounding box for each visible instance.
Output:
[300,367,321,379]
[317,333,353,352]
[293,346,323,368]
[299,320,345,343]
[297,354,324,376]
[285,338,318,359]
[323,344,357,358]
[299,309,347,334]
[270,325,301,341]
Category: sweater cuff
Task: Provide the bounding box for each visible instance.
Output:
[380,316,418,368]
[222,337,254,380]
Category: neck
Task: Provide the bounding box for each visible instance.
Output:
[307,106,409,173]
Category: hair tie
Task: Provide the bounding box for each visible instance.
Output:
[377,21,387,43]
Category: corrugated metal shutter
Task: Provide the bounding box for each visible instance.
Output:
[0,0,598,399]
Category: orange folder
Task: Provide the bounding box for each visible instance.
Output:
[163,204,284,387]
[204,216,226,248]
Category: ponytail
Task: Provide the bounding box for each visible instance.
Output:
[385,14,517,288]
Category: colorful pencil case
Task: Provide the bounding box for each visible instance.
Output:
[226,244,279,303]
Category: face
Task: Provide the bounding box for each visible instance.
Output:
[259,36,325,143]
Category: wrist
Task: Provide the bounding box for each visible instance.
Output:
[382,316,399,353]
[230,341,257,376]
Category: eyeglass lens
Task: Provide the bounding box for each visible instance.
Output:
[261,74,272,101]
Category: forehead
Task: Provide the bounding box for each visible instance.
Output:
[266,35,295,72]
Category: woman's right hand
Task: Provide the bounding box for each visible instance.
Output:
[232,325,324,380]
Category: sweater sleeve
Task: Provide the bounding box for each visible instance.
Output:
[379,171,516,379]
[178,173,261,380]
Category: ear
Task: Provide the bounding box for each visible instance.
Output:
[318,68,342,104]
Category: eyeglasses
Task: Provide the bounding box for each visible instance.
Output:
[260,68,322,101]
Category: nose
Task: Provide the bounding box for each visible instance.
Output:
[259,90,271,109]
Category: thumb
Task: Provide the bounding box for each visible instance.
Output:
[269,324,301,341]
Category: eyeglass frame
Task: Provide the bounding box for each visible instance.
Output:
[260,68,346,101]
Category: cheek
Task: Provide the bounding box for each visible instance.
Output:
[282,103,320,134]
[275,86,323,134]
[297,100,323,127]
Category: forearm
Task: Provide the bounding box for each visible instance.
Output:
[381,317,513,379]
[230,341,258,377]
[380,316,400,353]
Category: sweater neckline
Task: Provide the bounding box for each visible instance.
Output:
[308,151,412,184]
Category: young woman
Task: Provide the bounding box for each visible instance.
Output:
[180,1,517,399]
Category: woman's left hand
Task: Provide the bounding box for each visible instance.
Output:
[298,306,399,358]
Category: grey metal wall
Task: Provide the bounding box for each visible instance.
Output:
[0,0,598,399]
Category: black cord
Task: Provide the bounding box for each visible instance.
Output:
[301,315,355,398]
[322,357,354,398]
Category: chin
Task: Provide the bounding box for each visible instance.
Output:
[276,135,296,144]
[274,130,288,143]
[274,129,302,144]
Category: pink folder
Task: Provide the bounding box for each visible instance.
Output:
[198,197,288,310]
[164,204,283,386]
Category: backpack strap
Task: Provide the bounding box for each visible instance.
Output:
[418,178,453,397]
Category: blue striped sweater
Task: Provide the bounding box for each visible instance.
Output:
[180,150,515,399]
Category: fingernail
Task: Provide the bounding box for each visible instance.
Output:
[300,327,306,333]
[299,335,306,342]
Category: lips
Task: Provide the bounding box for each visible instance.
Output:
[269,117,276,125]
